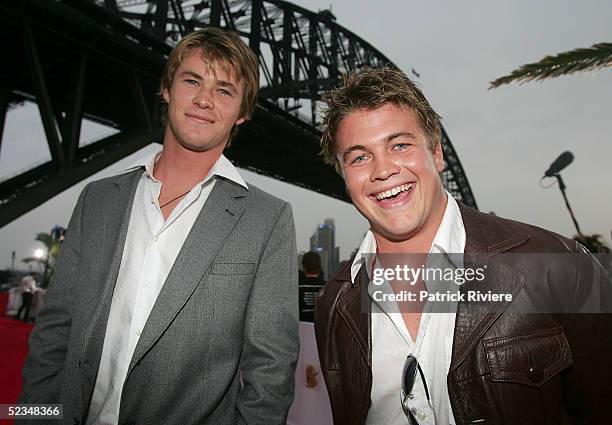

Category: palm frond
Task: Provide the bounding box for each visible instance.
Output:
[489,42,612,89]
[35,232,54,250]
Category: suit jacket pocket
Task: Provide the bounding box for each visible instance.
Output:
[483,326,573,387]
[210,262,256,275]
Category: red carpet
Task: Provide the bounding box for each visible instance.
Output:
[0,291,33,410]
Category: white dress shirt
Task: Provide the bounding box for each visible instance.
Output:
[351,193,465,425]
[87,148,247,425]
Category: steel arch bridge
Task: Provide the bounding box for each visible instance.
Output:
[0,0,476,227]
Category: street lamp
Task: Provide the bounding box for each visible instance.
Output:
[33,248,47,275]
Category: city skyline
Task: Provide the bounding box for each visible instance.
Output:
[309,219,340,280]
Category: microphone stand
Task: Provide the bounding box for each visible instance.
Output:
[553,173,584,238]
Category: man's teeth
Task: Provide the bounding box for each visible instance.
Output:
[375,184,414,200]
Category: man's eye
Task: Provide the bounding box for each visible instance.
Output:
[185,79,198,86]
[218,88,232,96]
[392,143,410,151]
[350,155,367,164]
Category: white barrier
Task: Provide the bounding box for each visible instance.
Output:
[287,322,333,425]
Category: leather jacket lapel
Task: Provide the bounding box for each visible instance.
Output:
[450,204,530,372]
[335,263,373,421]
[336,267,371,365]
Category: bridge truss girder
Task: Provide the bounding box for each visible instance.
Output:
[0,0,476,228]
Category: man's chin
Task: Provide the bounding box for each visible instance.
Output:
[372,224,419,244]
[175,138,228,154]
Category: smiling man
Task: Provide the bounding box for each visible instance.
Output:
[314,67,611,425]
[19,28,299,425]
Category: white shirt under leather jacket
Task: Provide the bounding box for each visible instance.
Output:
[315,202,612,425]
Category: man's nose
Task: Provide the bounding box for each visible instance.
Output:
[193,89,214,109]
[371,156,400,181]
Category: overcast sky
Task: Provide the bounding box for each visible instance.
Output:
[1,0,611,269]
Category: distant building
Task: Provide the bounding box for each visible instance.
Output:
[309,219,340,280]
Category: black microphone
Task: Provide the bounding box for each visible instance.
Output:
[544,151,574,177]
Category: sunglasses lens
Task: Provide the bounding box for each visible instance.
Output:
[401,355,435,425]
[402,355,418,394]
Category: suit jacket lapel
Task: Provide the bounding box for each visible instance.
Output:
[126,177,247,376]
[81,169,143,401]
[450,204,530,372]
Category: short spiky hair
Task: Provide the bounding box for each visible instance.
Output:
[320,67,442,173]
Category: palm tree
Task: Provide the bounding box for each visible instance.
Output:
[489,42,612,88]
[574,234,611,255]
[490,42,612,253]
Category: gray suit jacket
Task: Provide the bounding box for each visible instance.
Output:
[19,169,299,425]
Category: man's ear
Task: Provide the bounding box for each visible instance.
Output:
[434,142,445,173]
[162,87,170,104]
[235,116,246,126]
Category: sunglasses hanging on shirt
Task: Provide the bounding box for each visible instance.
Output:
[401,354,437,425]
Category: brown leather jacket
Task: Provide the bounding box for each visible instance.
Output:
[315,204,612,425]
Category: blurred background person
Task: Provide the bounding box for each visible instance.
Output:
[15,272,37,322]
[299,252,325,322]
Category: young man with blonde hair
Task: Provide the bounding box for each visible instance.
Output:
[315,67,611,425]
[20,27,299,425]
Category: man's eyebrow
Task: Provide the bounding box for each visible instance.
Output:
[179,70,203,80]
[386,131,417,142]
[217,80,238,91]
[341,145,367,162]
